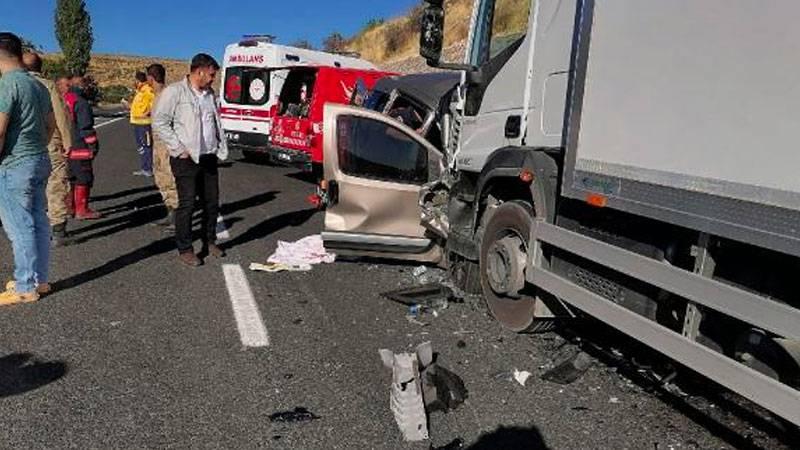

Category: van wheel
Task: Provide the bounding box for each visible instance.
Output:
[480,201,538,332]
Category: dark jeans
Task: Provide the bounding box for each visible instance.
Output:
[170,155,219,253]
[134,125,153,173]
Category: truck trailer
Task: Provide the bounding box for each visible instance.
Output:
[319,0,800,426]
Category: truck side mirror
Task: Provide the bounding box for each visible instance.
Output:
[420,0,445,65]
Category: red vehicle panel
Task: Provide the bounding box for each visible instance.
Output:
[270,66,395,171]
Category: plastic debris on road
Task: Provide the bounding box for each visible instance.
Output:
[423,364,468,414]
[383,284,464,324]
[513,369,533,387]
[541,351,594,385]
[379,342,468,442]
[379,344,430,441]
[411,266,447,285]
[267,234,336,267]
[249,262,311,273]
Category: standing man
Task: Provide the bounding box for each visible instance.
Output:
[0,33,55,305]
[152,54,228,266]
[130,71,154,177]
[22,53,75,247]
[147,63,178,231]
[65,74,102,220]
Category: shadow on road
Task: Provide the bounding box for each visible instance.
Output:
[220,191,279,216]
[0,353,67,397]
[437,426,550,450]
[91,185,157,203]
[223,208,317,250]
[97,192,164,215]
[52,235,175,291]
[284,171,318,185]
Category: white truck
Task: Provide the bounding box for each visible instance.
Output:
[319,0,800,426]
[219,36,375,159]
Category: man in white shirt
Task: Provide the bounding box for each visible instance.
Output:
[152,54,229,267]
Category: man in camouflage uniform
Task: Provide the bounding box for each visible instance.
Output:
[147,63,178,231]
[23,53,74,246]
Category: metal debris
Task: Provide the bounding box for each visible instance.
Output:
[541,351,594,385]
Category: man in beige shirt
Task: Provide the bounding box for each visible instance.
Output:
[23,52,74,247]
[146,63,178,231]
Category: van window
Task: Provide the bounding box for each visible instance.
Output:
[386,96,426,132]
[224,67,270,105]
[337,115,428,185]
[278,68,318,118]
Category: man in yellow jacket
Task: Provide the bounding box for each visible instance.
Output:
[130,71,155,177]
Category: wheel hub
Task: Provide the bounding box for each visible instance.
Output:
[486,234,527,297]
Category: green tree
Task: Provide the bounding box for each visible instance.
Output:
[54,0,94,76]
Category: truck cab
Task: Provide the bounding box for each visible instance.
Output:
[321,0,800,426]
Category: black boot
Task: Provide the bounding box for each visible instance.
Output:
[51,223,76,247]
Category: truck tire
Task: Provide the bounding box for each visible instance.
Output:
[479,200,540,332]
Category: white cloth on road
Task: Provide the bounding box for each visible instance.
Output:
[267,234,336,268]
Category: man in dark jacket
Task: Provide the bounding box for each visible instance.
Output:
[64,75,102,220]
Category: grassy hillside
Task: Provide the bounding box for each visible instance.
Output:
[42,53,189,88]
[347,0,530,67]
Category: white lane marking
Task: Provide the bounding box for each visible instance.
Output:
[216,215,230,240]
[223,264,270,348]
[95,117,125,129]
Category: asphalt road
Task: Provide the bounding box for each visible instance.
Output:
[0,120,794,449]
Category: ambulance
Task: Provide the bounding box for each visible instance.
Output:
[220,35,376,159]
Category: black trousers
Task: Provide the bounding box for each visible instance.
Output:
[68,159,94,186]
[170,154,219,253]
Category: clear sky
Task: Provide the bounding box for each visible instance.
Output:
[2,0,419,59]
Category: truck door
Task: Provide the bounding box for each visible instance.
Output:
[455,0,533,170]
[321,104,444,263]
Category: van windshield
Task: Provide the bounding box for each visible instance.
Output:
[278,68,318,118]
[224,67,270,106]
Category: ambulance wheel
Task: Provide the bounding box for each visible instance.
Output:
[241,149,256,161]
[480,201,538,332]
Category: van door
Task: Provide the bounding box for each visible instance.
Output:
[321,104,444,263]
[220,66,272,151]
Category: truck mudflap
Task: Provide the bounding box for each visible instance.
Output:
[526,219,800,426]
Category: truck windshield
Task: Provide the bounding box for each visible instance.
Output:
[470,0,532,66]
[224,67,270,105]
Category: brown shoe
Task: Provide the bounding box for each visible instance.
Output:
[204,244,226,258]
[179,251,202,267]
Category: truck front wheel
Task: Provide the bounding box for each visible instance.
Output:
[479,200,538,332]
